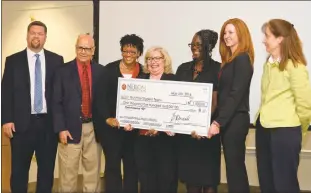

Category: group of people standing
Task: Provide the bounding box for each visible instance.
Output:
[2,17,311,193]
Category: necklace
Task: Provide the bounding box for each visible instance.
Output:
[121,60,134,70]
[194,67,200,75]
[194,64,202,75]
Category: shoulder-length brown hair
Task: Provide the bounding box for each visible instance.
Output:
[219,18,254,67]
[262,19,307,71]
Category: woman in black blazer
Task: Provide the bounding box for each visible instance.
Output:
[176,29,221,193]
[208,18,254,193]
[134,46,178,193]
[96,34,145,193]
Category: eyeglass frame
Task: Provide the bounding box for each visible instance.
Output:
[76,46,94,53]
[188,43,202,48]
[121,50,138,56]
[146,56,164,63]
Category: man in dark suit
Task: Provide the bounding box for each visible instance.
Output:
[52,33,105,192]
[1,21,64,193]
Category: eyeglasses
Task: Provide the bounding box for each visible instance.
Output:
[76,46,93,53]
[146,57,164,63]
[188,43,202,48]
[122,50,137,56]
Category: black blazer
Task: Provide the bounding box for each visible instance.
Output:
[137,73,176,135]
[175,59,220,121]
[1,49,64,133]
[175,59,220,91]
[214,52,253,128]
[96,59,144,123]
[52,59,105,144]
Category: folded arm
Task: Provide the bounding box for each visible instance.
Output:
[288,63,311,135]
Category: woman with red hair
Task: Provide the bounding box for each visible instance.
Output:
[208,18,254,193]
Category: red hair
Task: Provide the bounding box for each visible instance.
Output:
[219,18,254,67]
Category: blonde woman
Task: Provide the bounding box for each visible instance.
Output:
[255,19,311,193]
[134,46,177,193]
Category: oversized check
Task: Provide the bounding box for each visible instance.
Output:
[116,78,213,136]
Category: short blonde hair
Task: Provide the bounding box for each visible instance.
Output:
[143,46,173,74]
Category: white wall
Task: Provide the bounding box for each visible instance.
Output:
[99,1,311,190]
[98,1,311,124]
[2,1,94,67]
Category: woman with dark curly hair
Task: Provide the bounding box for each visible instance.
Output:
[175,29,221,193]
[95,34,145,193]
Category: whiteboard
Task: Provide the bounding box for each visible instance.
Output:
[98,1,311,124]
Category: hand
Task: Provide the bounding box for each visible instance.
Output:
[207,123,220,139]
[145,129,158,137]
[2,122,15,138]
[124,124,133,131]
[106,118,120,129]
[191,131,205,140]
[165,131,175,136]
[59,130,73,144]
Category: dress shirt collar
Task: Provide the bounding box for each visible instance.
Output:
[268,55,281,68]
[27,47,44,58]
[76,59,91,69]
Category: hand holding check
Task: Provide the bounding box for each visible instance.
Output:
[207,121,220,138]
[106,118,120,128]
[106,118,134,131]
[191,120,220,139]
[124,124,133,131]
[145,129,159,136]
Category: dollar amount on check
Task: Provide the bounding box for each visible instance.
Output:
[116,78,213,136]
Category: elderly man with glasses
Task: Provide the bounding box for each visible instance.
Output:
[52,33,105,193]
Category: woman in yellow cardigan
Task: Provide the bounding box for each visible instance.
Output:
[255,19,311,193]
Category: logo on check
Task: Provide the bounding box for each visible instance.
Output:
[122,84,127,90]
[123,83,146,92]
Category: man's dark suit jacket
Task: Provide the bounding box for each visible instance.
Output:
[52,59,105,144]
[1,49,64,132]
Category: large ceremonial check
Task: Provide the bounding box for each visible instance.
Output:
[116,78,213,136]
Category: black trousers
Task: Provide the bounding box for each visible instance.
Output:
[255,118,301,193]
[221,112,250,193]
[101,128,138,193]
[10,114,58,193]
[135,134,177,193]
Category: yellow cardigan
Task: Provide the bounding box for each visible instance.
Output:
[254,58,311,136]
